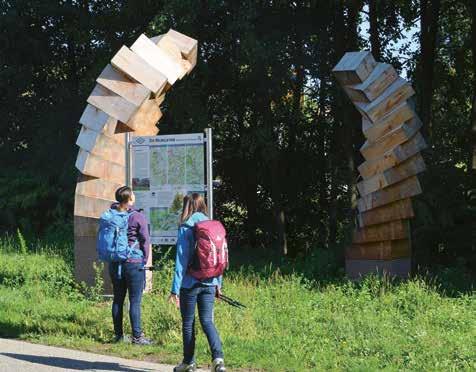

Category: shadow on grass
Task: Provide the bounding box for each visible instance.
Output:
[1,353,155,371]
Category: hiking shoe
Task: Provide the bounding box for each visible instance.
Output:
[173,362,197,372]
[212,358,226,372]
[131,333,153,345]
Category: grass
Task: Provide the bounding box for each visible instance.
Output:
[0,235,475,371]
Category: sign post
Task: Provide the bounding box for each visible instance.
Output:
[205,127,213,219]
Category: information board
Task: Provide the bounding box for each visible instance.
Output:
[130,133,206,245]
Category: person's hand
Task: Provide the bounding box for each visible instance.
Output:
[168,293,180,309]
[215,286,222,301]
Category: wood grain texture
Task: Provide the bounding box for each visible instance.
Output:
[125,98,162,134]
[74,194,115,219]
[357,198,414,227]
[357,175,422,213]
[332,51,377,85]
[75,149,125,184]
[352,219,410,244]
[76,126,126,166]
[75,174,121,201]
[111,46,167,95]
[345,63,398,102]
[87,84,138,124]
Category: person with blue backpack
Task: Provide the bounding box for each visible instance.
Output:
[169,193,228,372]
[97,186,152,345]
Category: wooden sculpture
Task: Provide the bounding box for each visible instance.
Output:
[74,30,198,291]
[332,51,427,279]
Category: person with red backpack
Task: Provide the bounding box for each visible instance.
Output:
[169,193,228,372]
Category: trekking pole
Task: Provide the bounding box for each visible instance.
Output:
[219,294,247,309]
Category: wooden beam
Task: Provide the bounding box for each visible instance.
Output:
[97,64,151,107]
[75,174,121,201]
[125,98,162,134]
[165,29,198,69]
[332,51,377,85]
[362,101,415,141]
[358,131,427,179]
[131,34,186,85]
[353,219,410,244]
[74,193,115,219]
[357,175,422,213]
[345,63,398,102]
[357,198,414,227]
[355,78,415,123]
[76,126,126,166]
[111,46,167,95]
[360,116,422,160]
[74,215,99,237]
[75,149,125,184]
[87,84,138,124]
[156,35,192,77]
[346,239,411,260]
[78,105,125,144]
[357,153,426,196]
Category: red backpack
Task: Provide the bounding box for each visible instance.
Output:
[188,220,229,280]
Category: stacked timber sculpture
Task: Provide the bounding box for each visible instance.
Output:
[333,51,427,279]
[74,30,197,290]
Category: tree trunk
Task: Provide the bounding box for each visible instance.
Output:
[419,0,441,139]
[369,0,381,59]
[471,0,476,172]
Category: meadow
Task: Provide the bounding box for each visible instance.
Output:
[0,234,474,371]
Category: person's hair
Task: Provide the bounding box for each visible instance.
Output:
[180,193,208,223]
[115,186,133,204]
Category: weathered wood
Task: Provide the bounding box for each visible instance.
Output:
[74,215,99,237]
[74,194,115,219]
[357,175,422,213]
[357,198,414,227]
[131,34,186,85]
[358,131,427,179]
[355,78,415,123]
[155,93,165,107]
[345,63,398,102]
[156,35,192,77]
[97,64,151,107]
[79,105,125,144]
[362,101,415,141]
[332,51,377,85]
[76,174,121,201]
[76,127,126,166]
[360,116,422,160]
[357,153,426,196]
[87,84,138,124]
[125,98,162,134]
[346,258,411,279]
[76,149,125,184]
[111,46,167,95]
[166,29,198,68]
[353,219,410,244]
[346,239,411,260]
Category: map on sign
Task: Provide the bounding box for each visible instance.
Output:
[131,133,206,245]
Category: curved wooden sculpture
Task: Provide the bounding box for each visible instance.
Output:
[333,52,427,279]
[74,30,198,290]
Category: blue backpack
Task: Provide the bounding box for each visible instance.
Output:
[97,209,143,275]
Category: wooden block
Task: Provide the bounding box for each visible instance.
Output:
[87,84,138,124]
[79,105,125,145]
[362,101,415,141]
[345,63,398,102]
[357,198,414,227]
[76,126,126,166]
[131,34,185,85]
[346,258,411,279]
[357,153,426,196]
[76,174,121,201]
[332,51,377,85]
[111,46,167,95]
[155,93,165,106]
[355,78,415,123]
[357,175,422,213]
[125,98,162,135]
[76,149,125,184]
[74,193,115,219]
[156,35,191,77]
[346,239,411,260]
[74,235,112,293]
[358,131,427,179]
[74,215,99,237]
[361,116,421,160]
[353,219,410,244]
[97,64,151,107]
[166,29,198,68]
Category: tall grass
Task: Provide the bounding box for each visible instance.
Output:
[0,235,474,371]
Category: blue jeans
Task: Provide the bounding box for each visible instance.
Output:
[109,262,145,338]
[180,285,224,363]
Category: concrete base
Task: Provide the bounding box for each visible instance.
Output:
[346,258,411,280]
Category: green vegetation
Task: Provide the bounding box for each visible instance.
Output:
[0,237,474,371]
